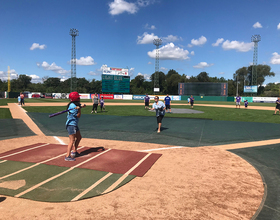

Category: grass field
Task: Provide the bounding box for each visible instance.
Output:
[0,98,278,124]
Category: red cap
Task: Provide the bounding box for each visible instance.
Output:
[69,91,80,102]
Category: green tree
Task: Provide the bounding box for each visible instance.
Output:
[17,74,32,91]
[197,72,210,82]
[166,69,181,94]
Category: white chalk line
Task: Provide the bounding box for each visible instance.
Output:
[0,143,50,159]
[15,148,111,198]
[102,153,152,195]
[53,136,66,145]
[0,146,85,180]
[139,146,185,152]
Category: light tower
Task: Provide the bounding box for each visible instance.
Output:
[251,34,261,86]
[153,38,162,93]
[69,28,79,92]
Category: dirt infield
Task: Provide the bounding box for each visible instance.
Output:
[0,103,269,219]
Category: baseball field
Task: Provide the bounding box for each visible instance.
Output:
[0,98,279,220]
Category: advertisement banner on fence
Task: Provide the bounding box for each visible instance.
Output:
[114,94,123,99]
[123,95,133,100]
[253,97,277,103]
[133,95,146,100]
[79,93,90,99]
[99,94,114,99]
[171,96,181,101]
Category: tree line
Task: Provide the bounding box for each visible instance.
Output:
[0,64,276,96]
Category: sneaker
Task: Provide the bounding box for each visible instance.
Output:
[95,111,97,113]
[65,156,76,161]
[91,111,93,113]
[71,151,81,158]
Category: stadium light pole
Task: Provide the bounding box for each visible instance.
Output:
[153,38,162,93]
[251,34,261,86]
[70,28,79,92]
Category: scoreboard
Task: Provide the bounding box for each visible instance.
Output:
[178,82,228,96]
[102,74,130,93]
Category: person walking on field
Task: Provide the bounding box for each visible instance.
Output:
[244,100,248,109]
[144,94,150,109]
[20,92,25,106]
[274,97,280,115]
[65,91,86,161]
[150,96,166,133]
[99,96,105,112]
[91,93,99,113]
[236,94,241,109]
[164,94,172,113]
[190,95,194,109]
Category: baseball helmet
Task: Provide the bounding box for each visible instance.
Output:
[69,91,80,102]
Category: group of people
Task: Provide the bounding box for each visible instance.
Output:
[91,93,105,113]
[235,95,248,109]
[17,92,25,106]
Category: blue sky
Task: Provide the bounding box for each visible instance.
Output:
[1,0,280,86]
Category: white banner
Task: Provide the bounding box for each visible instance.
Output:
[253,97,277,103]
[123,95,133,100]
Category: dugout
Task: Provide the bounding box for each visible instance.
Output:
[178,82,228,97]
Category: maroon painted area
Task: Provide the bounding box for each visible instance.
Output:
[0,144,162,177]
[130,153,162,177]
[0,143,48,160]
[44,147,106,167]
[79,149,150,175]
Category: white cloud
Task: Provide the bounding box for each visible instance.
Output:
[193,62,214,69]
[253,22,262,28]
[0,69,18,81]
[28,74,41,83]
[148,61,152,64]
[129,67,135,77]
[160,67,168,72]
[222,40,254,52]
[109,0,155,15]
[188,36,207,47]
[162,35,181,43]
[109,0,138,15]
[41,61,70,75]
[30,43,46,50]
[137,33,182,44]
[277,23,280,30]
[190,51,195,55]
[88,71,99,76]
[219,72,225,75]
[270,52,280,64]
[212,38,224,46]
[147,43,190,60]
[144,23,156,30]
[75,56,96,65]
[137,72,150,80]
[137,32,159,44]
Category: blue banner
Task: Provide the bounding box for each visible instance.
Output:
[244,86,257,93]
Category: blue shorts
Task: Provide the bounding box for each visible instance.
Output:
[66,125,79,135]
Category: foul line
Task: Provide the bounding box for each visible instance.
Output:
[0,160,7,164]
[102,153,152,194]
[0,143,50,159]
[140,146,184,152]
[15,149,111,198]
[53,136,66,145]
[0,146,85,181]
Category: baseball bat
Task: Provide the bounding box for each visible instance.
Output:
[49,104,86,118]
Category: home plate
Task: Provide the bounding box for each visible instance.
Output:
[0,180,26,190]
